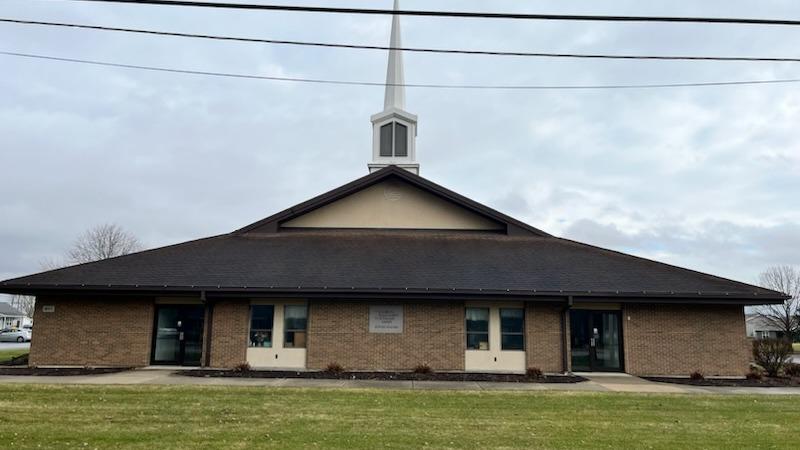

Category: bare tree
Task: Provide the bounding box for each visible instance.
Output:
[12,225,143,318]
[67,223,143,264]
[39,257,66,272]
[10,294,35,318]
[756,265,800,340]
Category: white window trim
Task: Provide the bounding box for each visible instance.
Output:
[246,300,308,370]
[464,302,527,373]
[371,114,417,164]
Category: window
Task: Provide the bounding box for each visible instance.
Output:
[500,308,524,350]
[380,123,393,157]
[284,305,308,348]
[379,121,408,157]
[394,123,408,156]
[249,305,274,348]
[466,308,489,350]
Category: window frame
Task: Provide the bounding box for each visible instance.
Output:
[283,304,308,349]
[394,122,408,157]
[465,307,490,351]
[379,123,394,157]
[378,121,409,158]
[500,308,525,351]
[249,305,275,348]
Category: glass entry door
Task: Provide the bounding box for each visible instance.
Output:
[151,305,205,366]
[570,310,623,372]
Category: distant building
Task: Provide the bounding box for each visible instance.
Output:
[0,302,29,329]
[745,314,786,340]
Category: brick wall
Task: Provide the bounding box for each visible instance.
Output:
[29,296,154,367]
[525,303,566,373]
[26,296,751,375]
[623,304,749,376]
[208,300,249,368]
[307,300,465,371]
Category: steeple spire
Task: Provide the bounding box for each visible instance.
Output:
[384,0,406,110]
[369,0,419,175]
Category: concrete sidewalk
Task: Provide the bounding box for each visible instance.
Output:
[1,369,799,395]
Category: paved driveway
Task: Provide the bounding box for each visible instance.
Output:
[0,342,30,351]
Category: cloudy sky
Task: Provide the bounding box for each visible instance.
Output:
[1,0,799,302]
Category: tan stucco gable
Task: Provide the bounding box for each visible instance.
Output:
[281,178,504,231]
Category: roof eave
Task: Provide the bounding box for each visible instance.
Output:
[2,284,786,305]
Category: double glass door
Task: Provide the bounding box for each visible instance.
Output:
[151,305,205,366]
[570,310,623,372]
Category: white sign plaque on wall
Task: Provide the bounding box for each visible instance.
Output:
[369,305,403,333]
[42,305,55,313]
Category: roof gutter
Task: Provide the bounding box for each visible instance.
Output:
[0,284,786,305]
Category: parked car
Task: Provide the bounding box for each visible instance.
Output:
[0,329,31,342]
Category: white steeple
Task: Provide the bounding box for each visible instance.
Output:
[384,0,406,111]
[369,0,419,175]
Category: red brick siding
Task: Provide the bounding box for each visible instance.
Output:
[525,303,566,373]
[208,300,249,368]
[29,296,154,367]
[307,300,465,371]
[623,304,749,376]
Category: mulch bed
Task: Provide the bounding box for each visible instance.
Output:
[0,367,132,376]
[179,369,586,383]
[0,353,29,367]
[644,376,800,387]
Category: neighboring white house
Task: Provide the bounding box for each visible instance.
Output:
[745,314,786,340]
[0,302,30,329]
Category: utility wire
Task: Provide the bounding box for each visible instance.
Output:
[4,18,800,63]
[67,0,800,26]
[3,50,800,90]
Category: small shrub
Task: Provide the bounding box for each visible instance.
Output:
[234,362,251,373]
[526,367,544,379]
[325,362,344,374]
[745,369,763,381]
[689,371,705,381]
[1,353,30,367]
[413,364,433,374]
[783,363,800,377]
[752,339,792,377]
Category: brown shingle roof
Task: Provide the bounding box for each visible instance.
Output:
[0,230,785,302]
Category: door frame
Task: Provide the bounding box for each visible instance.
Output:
[150,304,205,366]
[570,309,625,373]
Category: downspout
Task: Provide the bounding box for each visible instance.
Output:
[201,291,214,368]
[561,296,573,374]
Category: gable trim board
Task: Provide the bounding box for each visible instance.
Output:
[281,179,505,231]
[236,166,549,236]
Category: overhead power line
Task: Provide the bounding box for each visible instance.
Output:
[4,18,800,63]
[3,50,800,90]
[67,0,800,26]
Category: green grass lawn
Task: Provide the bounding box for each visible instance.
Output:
[0,385,798,449]
[793,342,800,352]
[0,349,28,363]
